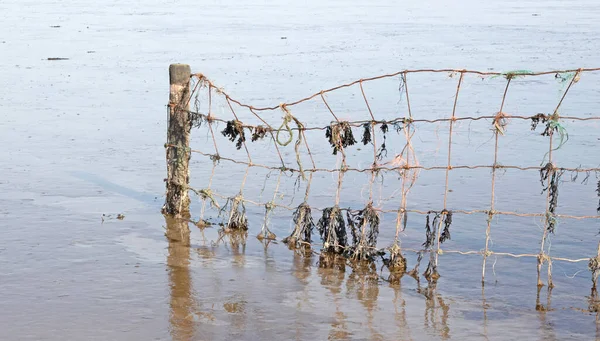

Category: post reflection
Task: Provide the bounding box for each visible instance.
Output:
[166,216,195,341]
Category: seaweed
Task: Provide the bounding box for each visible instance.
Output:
[283,203,315,248]
[251,125,268,142]
[597,179,600,214]
[540,163,563,233]
[374,120,405,160]
[380,123,389,134]
[392,121,404,133]
[422,210,452,247]
[317,206,347,253]
[382,242,407,274]
[439,209,453,243]
[376,123,389,159]
[220,194,248,230]
[325,121,356,155]
[423,259,440,282]
[257,202,277,240]
[221,120,246,150]
[530,113,547,131]
[531,113,559,138]
[361,122,372,145]
[422,212,434,249]
[344,204,383,261]
[188,111,207,129]
[418,210,452,281]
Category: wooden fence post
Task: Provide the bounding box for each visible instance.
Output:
[163,63,192,217]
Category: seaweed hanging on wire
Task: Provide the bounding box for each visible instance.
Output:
[219,194,248,230]
[421,210,452,249]
[376,120,405,160]
[596,179,600,214]
[317,206,347,253]
[423,256,440,282]
[540,163,563,233]
[251,125,269,142]
[377,122,389,159]
[257,201,277,240]
[439,209,453,243]
[382,242,407,274]
[530,113,548,131]
[221,119,246,150]
[188,111,208,129]
[420,210,452,281]
[283,203,315,248]
[422,212,434,249]
[325,121,356,155]
[344,203,383,261]
[361,122,372,145]
[407,212,434,278]
[532,112,568,143]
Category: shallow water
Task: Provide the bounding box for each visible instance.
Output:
[2,0,600,340]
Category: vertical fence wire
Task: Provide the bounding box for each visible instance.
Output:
[482,77,512,283]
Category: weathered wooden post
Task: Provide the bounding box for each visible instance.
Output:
[163,64,192,218]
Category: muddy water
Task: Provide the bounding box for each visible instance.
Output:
[2,0,600,340]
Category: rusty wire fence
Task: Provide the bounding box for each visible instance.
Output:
[166,67,600,293]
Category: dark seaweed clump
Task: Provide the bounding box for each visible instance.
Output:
[188,111,206,129]
[421,210,453,248]
[540,163,563,233]
[345,204,383,261]
[530,113,557,137]
[376,123,389,159]
[596,179,600,214]
[221,195,248,230]
[251,125,268,142]
[530,113,547,131]
[283,203,315,248]
[382,243,407,275]
[221,120,246,150]
[317,206,347,253]
[325,121,356,155]
[361,122,372,145]
[421,210,453,281]
[439,209,452,243]
[423,212,434,249]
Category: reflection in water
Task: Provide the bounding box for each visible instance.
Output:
[346,262,383,341]
[589,288,600,340]
[317,253,352,340]
[290,250,314,341]
[415,276,450,339]
[160,223,573,340]
[536,287,557,341]
[390,280,414,341]
[217,228,248,268]
[481,286,489,341]
[166,216,195,341]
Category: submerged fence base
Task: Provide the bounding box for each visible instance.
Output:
[163,64,600,292]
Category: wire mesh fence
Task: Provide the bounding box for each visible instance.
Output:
[165,66,600,295]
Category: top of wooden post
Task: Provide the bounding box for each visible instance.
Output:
[169,64,191,85]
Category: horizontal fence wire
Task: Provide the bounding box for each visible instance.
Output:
[168,67,600,298]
